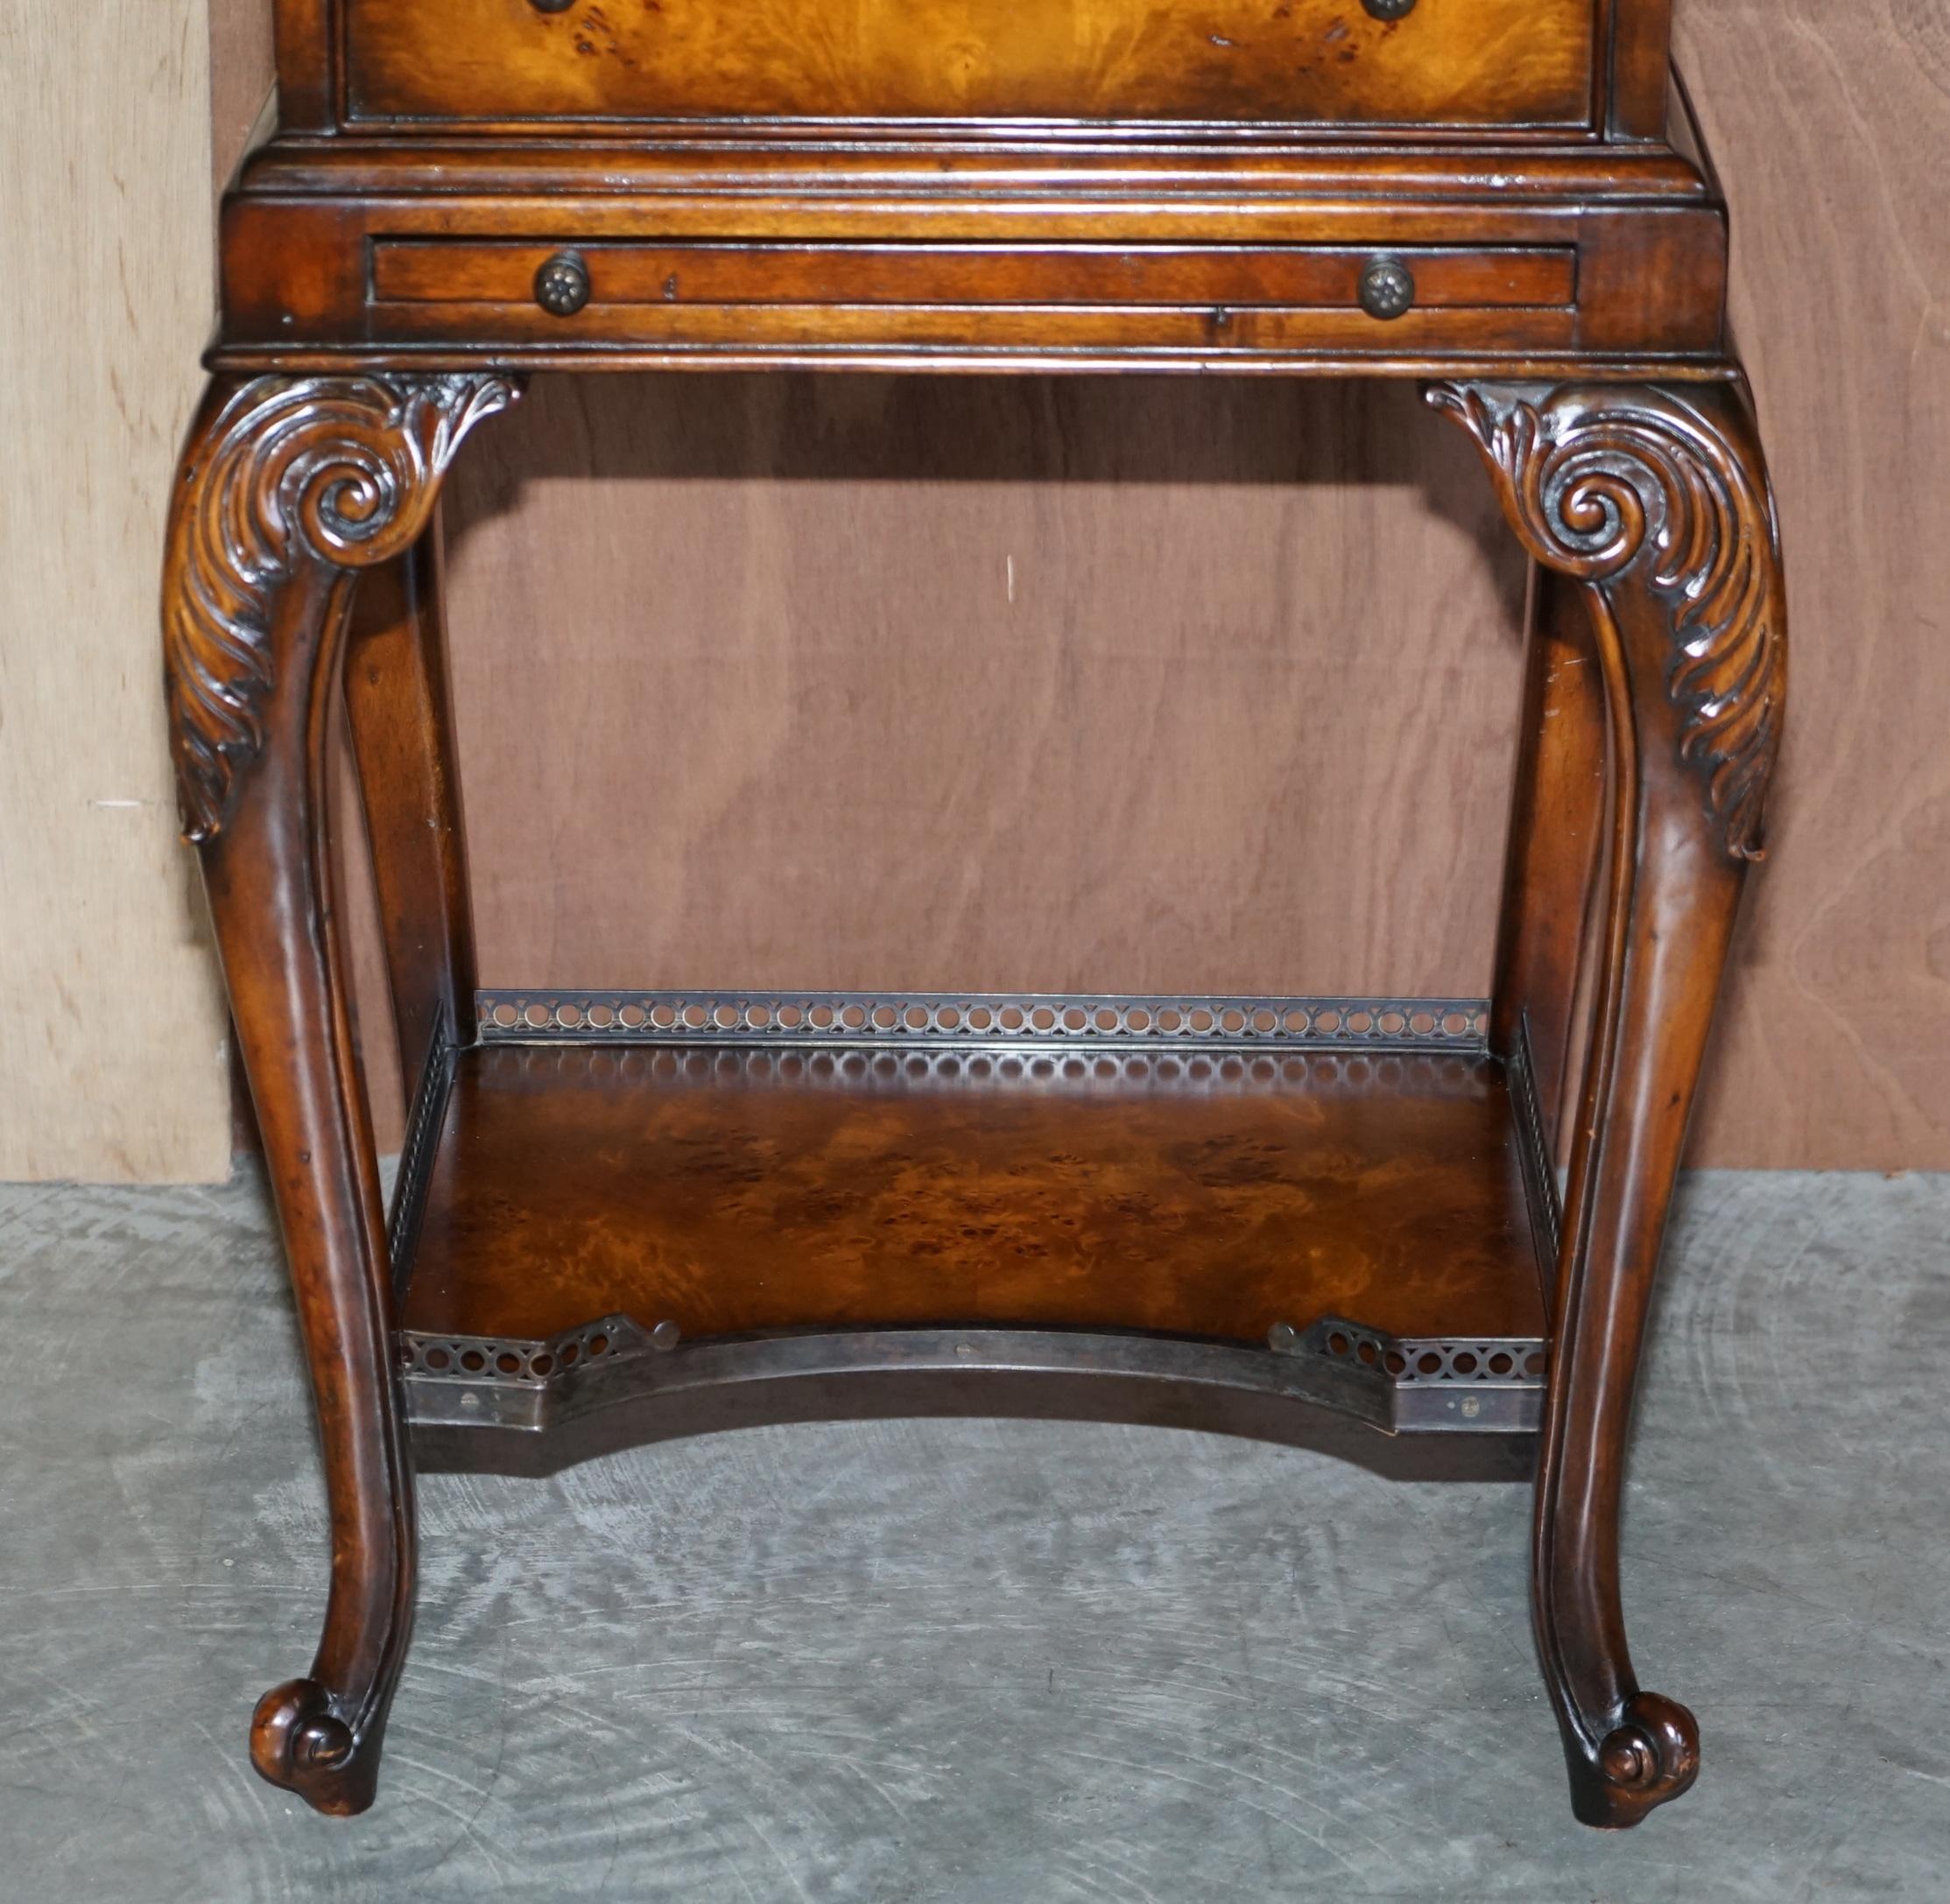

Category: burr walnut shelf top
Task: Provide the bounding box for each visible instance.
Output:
[395,994,1554,1353]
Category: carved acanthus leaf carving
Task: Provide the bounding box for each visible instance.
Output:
[164,375,518,842]
[1426,383,1785,862]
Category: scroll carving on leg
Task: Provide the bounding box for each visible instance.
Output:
[162,374,519,1813]
[1427,377,1785,1825]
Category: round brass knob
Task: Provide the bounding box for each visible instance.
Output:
[1357,256,1416,322]
[1362,0,1419,19]
[534,249,591,319]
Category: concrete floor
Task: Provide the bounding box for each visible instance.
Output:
[0,1170,1944,1901]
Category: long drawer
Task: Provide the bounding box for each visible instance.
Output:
[343,0,1598,130]
[354,238,1580,356]
[371,240,1579,310]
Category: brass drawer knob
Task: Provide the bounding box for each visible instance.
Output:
[1358,256,1416,321]
[534,249,591,318]
[1362,0,1419,18]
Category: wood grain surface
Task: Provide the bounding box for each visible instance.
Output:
[208,1,1950,1173]
[0,3,233,1181]
[401,1042,1549,1345]
[341,0,1594,128]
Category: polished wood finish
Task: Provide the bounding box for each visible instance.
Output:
[343,0,1597,129]
[166,0,1785,1831]
[1490,565,1606,1140]
[343,522,477,1094]
[274,0,1683,139]
[214,138,1726,370]
[372,239,1580,313]
[165,374,515,1812]
[1435,375,1784,1824]
[404,1040,1549,1345]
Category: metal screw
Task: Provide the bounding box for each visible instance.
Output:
[1267,1321,1300,1354]
[651,1319,682,1353]
[529,0,576,13]
[1358,256,1417,322]
[534,249,591,319]
[1362,0,1419,18]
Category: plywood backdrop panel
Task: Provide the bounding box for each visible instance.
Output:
[1672,1,1950,1169]
[206,0,1950,1172]
[208,0,275,198]
[0,2,233,1181]
[441,376,1524,992]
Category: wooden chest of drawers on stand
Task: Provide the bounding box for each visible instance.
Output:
[165,0,1786,1827]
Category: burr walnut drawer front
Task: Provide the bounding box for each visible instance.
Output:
[365,240,1581,351]
[342,0,1599,130]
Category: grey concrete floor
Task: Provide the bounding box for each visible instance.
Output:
[0,1169,1945,1901]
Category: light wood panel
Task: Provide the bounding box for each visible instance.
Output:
[1675,1,1950,1169]
[0,1,233,1181]
[209,0,274,197]
[211,1,1950,1172]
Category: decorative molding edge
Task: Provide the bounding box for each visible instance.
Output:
[474,990,1491,1051]
[164,374,518,842]
[1426,381,1785,862]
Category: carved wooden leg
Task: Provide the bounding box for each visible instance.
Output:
[1491,566,1606,1135]
[1430,376,1785,1827]
[344,514,479,1098]
[163,373,518,1814]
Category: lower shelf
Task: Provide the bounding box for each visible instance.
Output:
[392,992,1558,1451]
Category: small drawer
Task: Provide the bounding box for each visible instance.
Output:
[345,0,1597,130]
[371,241,1579,313]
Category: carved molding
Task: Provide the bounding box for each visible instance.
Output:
[163,375,519,842]
[1426,382,1785,862]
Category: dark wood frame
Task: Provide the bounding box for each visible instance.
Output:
[163,0,1785,1830]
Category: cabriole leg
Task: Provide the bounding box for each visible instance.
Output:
[163,372,518,1814]
[1431,376,1785,1827]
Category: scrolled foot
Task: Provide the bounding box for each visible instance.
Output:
[1566,1691,1700,1829]
[250,1678,387,1816]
